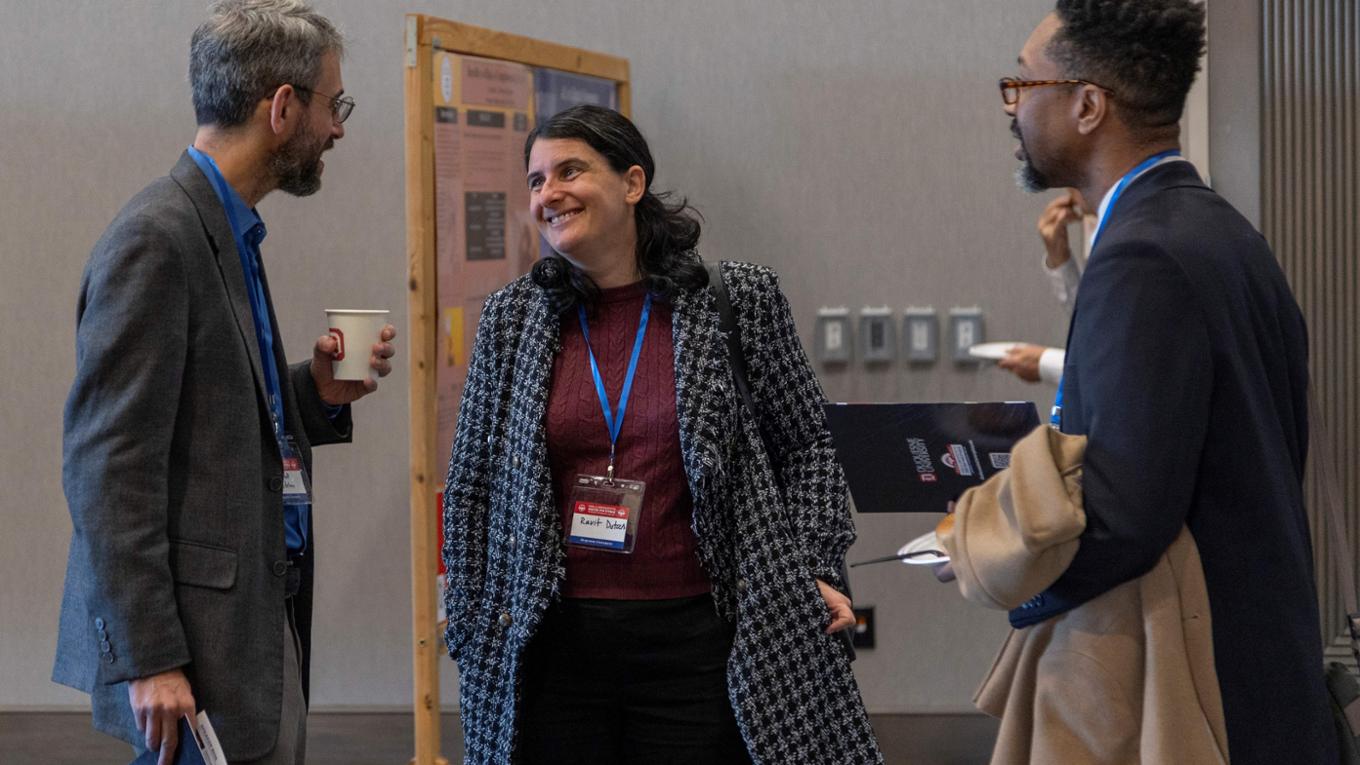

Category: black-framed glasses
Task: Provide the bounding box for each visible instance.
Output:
[998,77,1113,106]
[290,85,356,124]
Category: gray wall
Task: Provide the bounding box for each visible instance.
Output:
[2,0,1069,713]
[1206,0,1262,226]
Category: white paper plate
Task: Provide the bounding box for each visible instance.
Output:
[896,530,950,565]
[968,341,1023,360]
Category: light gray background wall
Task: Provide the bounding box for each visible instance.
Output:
[1205,0,1261,226]
[3,0,1078,713]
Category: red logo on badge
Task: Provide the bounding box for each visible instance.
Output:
[576,501,628,519]
[919,473,937,483]
[329,327,346,361]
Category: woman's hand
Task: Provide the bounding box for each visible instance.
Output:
[998,343,1046,383]
[1038,190,1084,268]
[816,578,856,634]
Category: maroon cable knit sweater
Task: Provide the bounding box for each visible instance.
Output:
[545,281,711,600]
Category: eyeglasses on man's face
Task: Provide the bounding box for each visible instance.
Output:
[290,85,356,124]
[998,77,1113,106]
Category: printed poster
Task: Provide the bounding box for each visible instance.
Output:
[432,52,621,471]
[433,52,536,464]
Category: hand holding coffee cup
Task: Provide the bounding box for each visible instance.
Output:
[311,309,395,405]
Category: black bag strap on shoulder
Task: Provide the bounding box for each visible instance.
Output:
[705,260,857,660]
[706,261,761,429]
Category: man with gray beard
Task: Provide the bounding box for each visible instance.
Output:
[52,2,395,763]
[984,0,1333,760]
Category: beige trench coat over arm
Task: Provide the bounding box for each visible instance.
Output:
[939,425,1230,765]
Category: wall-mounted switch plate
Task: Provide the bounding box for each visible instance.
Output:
[903,306,938,363]
[815,307,852,364]
[949,306,984,363]
[859,306,896,364]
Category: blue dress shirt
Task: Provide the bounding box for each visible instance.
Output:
[187,146,309,555]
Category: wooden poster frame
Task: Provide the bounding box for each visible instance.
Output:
[403,15,630,764]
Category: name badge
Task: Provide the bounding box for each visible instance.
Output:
[281,435,313,506]
[566,474,645,554]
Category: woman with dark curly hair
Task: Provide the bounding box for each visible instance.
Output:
[440,104,882,765]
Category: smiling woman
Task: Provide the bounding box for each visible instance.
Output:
[522,105,707,313]
[439,105,884,765]
[526,136,643,282]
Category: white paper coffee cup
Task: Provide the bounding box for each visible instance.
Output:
[325,309,390,381]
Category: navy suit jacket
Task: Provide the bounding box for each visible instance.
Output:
[1011,162,1334,762]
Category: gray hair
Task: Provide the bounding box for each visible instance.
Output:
[190,0,344,128]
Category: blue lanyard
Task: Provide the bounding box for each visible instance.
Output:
[577,293,652,481]
[1087,149,1182,254]
[196,156,287,447]
[1051,149,1181,428]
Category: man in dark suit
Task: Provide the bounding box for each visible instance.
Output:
[52,2,395,763]
[1001,0,1335,760]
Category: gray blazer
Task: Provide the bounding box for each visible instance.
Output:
[442,261,883,764]
[53,152,350,760]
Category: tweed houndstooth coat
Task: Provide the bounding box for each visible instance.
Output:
[441,260,883,764]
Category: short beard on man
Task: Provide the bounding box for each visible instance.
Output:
[270,110,326,197]
[1015,159,1051,193]
[1011,119,1052,193]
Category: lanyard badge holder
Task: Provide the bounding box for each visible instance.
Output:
[201,151,315,514]
[565,295,651,554]
[1051,150,1180,430]
[271,401,313,507]
[567,474,645,554]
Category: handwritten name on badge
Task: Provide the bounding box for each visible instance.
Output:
[568,501,630,549]
[576,516,628,531]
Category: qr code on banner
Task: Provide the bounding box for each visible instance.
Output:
[990,453,1012,470]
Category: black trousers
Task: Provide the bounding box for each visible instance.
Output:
[517,595,751,765]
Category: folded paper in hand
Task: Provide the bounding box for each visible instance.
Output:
[129,711,227,765]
